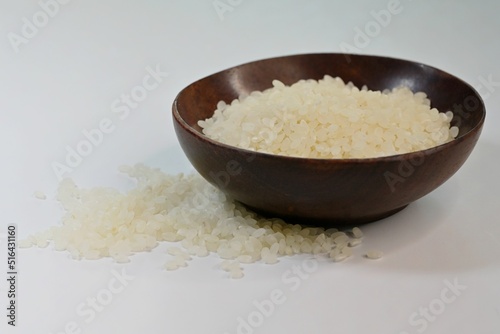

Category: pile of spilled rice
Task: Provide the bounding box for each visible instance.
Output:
[22,165,385,279]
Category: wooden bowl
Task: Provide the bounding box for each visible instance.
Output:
[172,53,485,226]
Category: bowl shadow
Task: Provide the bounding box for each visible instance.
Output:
[352,140,500,274]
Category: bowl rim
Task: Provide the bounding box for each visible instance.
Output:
[172,52,486,164]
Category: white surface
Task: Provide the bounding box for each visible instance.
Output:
[1,1,499,333]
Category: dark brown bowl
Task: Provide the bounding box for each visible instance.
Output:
[172,53,485,226]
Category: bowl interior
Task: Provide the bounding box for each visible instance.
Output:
[175,53,484,142]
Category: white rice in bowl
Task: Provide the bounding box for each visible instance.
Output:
[198,75,459,158]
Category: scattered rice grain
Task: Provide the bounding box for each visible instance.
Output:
[21,164,371,277]
[365,250,384,260]
[33,191,47,200]
[351,227,363,239]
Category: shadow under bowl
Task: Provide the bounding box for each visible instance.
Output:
[172,53,485,226]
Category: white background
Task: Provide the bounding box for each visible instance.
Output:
[1,1,499,333]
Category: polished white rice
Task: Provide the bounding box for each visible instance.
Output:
[21,164,369,278]
[365,250,384,260]
[199,75,458,158]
